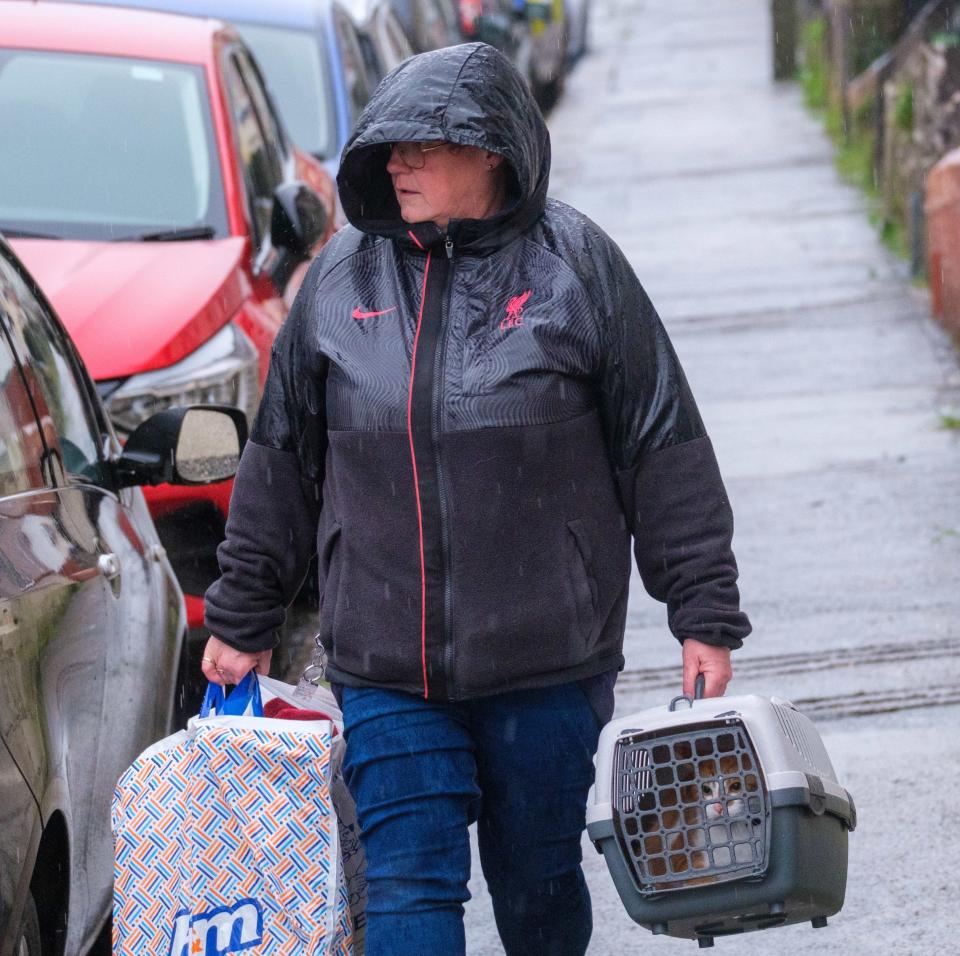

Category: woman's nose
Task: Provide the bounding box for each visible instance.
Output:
[386,145,406,174]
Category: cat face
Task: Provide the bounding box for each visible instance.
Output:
[696,757,746,820]
[636,749,759,885]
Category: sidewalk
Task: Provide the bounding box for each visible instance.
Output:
[464,0,960,951]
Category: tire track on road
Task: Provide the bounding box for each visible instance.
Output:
[787,683,960,720]
[619,636,960,687]
[616,637,960,718]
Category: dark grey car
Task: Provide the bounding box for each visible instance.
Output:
[388,0,462,52]
[0,237,244,956]
[343,0,416,89]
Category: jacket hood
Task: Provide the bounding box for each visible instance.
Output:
[337,42,550,253]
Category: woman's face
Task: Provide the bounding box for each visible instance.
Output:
[386,142,505,229]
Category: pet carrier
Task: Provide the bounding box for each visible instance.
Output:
[586,683,856,948]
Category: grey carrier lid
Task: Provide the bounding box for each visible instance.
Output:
[588,693,857,837]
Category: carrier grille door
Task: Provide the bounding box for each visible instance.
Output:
[612,722,771,894]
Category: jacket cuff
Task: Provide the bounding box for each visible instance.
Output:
[678,631,744,651]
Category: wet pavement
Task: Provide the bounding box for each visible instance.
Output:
[460,0,960,951]
[273,0,960,948]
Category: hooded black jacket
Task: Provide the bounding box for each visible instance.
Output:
[205,43,751,700]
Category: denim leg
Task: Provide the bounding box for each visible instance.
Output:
[471,683,602,956]
[340,687,480,956]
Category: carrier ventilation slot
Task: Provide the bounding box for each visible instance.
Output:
[612,723,771,895]
[773,704,837,779]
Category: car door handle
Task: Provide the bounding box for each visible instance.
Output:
[97,553,121,582]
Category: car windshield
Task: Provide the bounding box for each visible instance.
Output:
[0,50,228,241]
[235,23,337,161]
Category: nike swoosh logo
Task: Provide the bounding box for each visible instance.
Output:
[352,306,397,320]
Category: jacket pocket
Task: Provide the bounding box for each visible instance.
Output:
[566,518,599,649]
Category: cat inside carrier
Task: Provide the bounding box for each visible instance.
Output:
[586,683,856,948]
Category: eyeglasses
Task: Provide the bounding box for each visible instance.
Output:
[389,141,451,169]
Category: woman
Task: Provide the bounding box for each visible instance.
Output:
[202,42,751,955]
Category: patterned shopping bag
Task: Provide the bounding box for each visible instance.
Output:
[112,675,352,955]
[258,675,368,947]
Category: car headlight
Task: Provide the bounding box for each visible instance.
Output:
[100,322,260,438]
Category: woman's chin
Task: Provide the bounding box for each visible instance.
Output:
[397,199,430,223]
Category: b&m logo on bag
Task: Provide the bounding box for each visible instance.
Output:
[168,899,264,956]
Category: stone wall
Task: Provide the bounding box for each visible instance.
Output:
[883,39,960,228]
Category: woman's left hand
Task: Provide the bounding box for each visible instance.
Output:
[681,638,732,698]
[201,634,272,687]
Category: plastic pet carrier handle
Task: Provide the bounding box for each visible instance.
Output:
[199,671,264,718]
[669,673,706,711]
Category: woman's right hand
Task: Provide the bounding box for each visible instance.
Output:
[201,634,273,687]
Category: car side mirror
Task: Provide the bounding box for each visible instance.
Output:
[270,182,328,290]
[114,405,247,489]
[271,182,328,260]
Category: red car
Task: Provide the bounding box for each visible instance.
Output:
[1,1,337,699]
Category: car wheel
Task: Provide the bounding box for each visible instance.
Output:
[15,892,41,956]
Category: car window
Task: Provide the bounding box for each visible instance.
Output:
[0,323,47,496]
[223,51,283,250]
[0,256,106,487]
[0,50,228,242]
[235,22,337,161]
[417,0,453,50]
[333,7,374,123]
[234,49,289,167]
[384,13,415,66]
[357,29,385,89]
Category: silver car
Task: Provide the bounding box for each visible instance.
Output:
[0,236,244,956]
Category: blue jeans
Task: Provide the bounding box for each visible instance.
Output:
[340,682,603,956]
